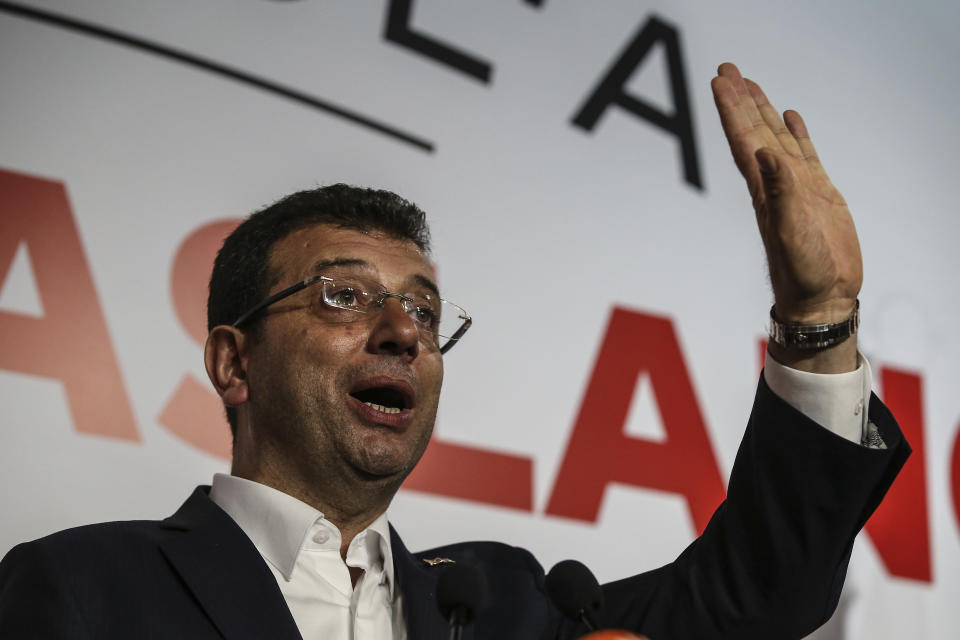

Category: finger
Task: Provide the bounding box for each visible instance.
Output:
[783,110,822,165]
[717,62,750,99]
[712,75,766,180]
[744,79,802,157]
[716,64,780,150]
[711,75,754,143]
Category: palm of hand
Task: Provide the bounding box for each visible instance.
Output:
[713,63,862,323]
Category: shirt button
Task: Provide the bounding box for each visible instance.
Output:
[854,399,863,416]
[312,529,330,544]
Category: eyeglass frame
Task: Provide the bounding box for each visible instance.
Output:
[230,274,472,354]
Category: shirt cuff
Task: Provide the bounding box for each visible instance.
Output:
[763,351,873,445]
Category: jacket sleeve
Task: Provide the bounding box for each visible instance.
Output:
[592,374,910,640]
[0,540,92,639]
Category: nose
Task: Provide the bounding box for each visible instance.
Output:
[366,296,420,358]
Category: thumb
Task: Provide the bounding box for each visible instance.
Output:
[755,148,791,200]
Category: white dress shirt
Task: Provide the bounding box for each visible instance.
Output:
[210,474,405,640]
[764,351,884,448]
[207,354,878,639]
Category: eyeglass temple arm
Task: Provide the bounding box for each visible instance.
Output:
[231,277,319,328]
[439,315,473,354]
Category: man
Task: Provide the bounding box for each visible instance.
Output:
[0,64,908,639]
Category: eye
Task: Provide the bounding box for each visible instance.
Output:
[327,285,362,308]
[412,305,437,328]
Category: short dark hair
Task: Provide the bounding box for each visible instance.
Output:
[207,183,432,438]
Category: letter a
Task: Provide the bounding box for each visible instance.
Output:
[0,169,138,440]
[572,15,703,190]
[547,307,725,534]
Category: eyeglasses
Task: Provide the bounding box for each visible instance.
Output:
[231,274,472,354]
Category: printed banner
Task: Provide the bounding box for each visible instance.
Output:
[2,2,958,637]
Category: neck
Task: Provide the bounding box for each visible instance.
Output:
[231,445,397,558]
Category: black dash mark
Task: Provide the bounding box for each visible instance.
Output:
[0,1,435,153]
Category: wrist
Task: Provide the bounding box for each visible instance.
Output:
[769,299,859,351]
[772,297,858,325]
[767,299,860,374]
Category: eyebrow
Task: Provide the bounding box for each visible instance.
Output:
[309,258,441,297]
[412,274,440,298]
[309,258,370,274]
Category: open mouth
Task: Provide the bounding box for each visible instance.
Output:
[348,379,415,416]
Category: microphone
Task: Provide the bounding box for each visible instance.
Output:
[546,559,604,632]
[436,562,487,640]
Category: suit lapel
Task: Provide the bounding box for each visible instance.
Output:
[159,487,302,640]
[390,526,463,639]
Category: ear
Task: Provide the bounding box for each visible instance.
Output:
[204,325,250,407]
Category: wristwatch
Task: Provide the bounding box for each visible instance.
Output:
[768,300,859,350]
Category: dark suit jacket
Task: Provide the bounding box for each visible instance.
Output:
[0,377,909,639]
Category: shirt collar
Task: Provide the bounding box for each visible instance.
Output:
[209,474,396,595]
[365,510,396,597]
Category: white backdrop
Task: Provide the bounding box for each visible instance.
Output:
[2,1,959,637]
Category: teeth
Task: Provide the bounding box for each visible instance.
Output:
[363,401,402,414]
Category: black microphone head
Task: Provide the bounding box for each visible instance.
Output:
[545,559,604,626]
[436,562,488,623]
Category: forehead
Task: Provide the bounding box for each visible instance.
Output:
[268,224,433,286]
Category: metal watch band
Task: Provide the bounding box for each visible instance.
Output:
[768,300,860,350]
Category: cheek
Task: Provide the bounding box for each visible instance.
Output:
[281,325,355,379]
[294,326,369,394]
[422,354,444,394]
[298,322,367,355]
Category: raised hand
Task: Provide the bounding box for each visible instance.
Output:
[711,62,860,372]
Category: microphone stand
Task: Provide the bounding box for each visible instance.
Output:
[448,606,467,640]
[579,607,597,633]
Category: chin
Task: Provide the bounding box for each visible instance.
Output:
[349,448,419,481]
[350,429,430,479]
[349,461,413,486]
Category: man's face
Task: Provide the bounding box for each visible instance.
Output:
[242,224,443,488]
